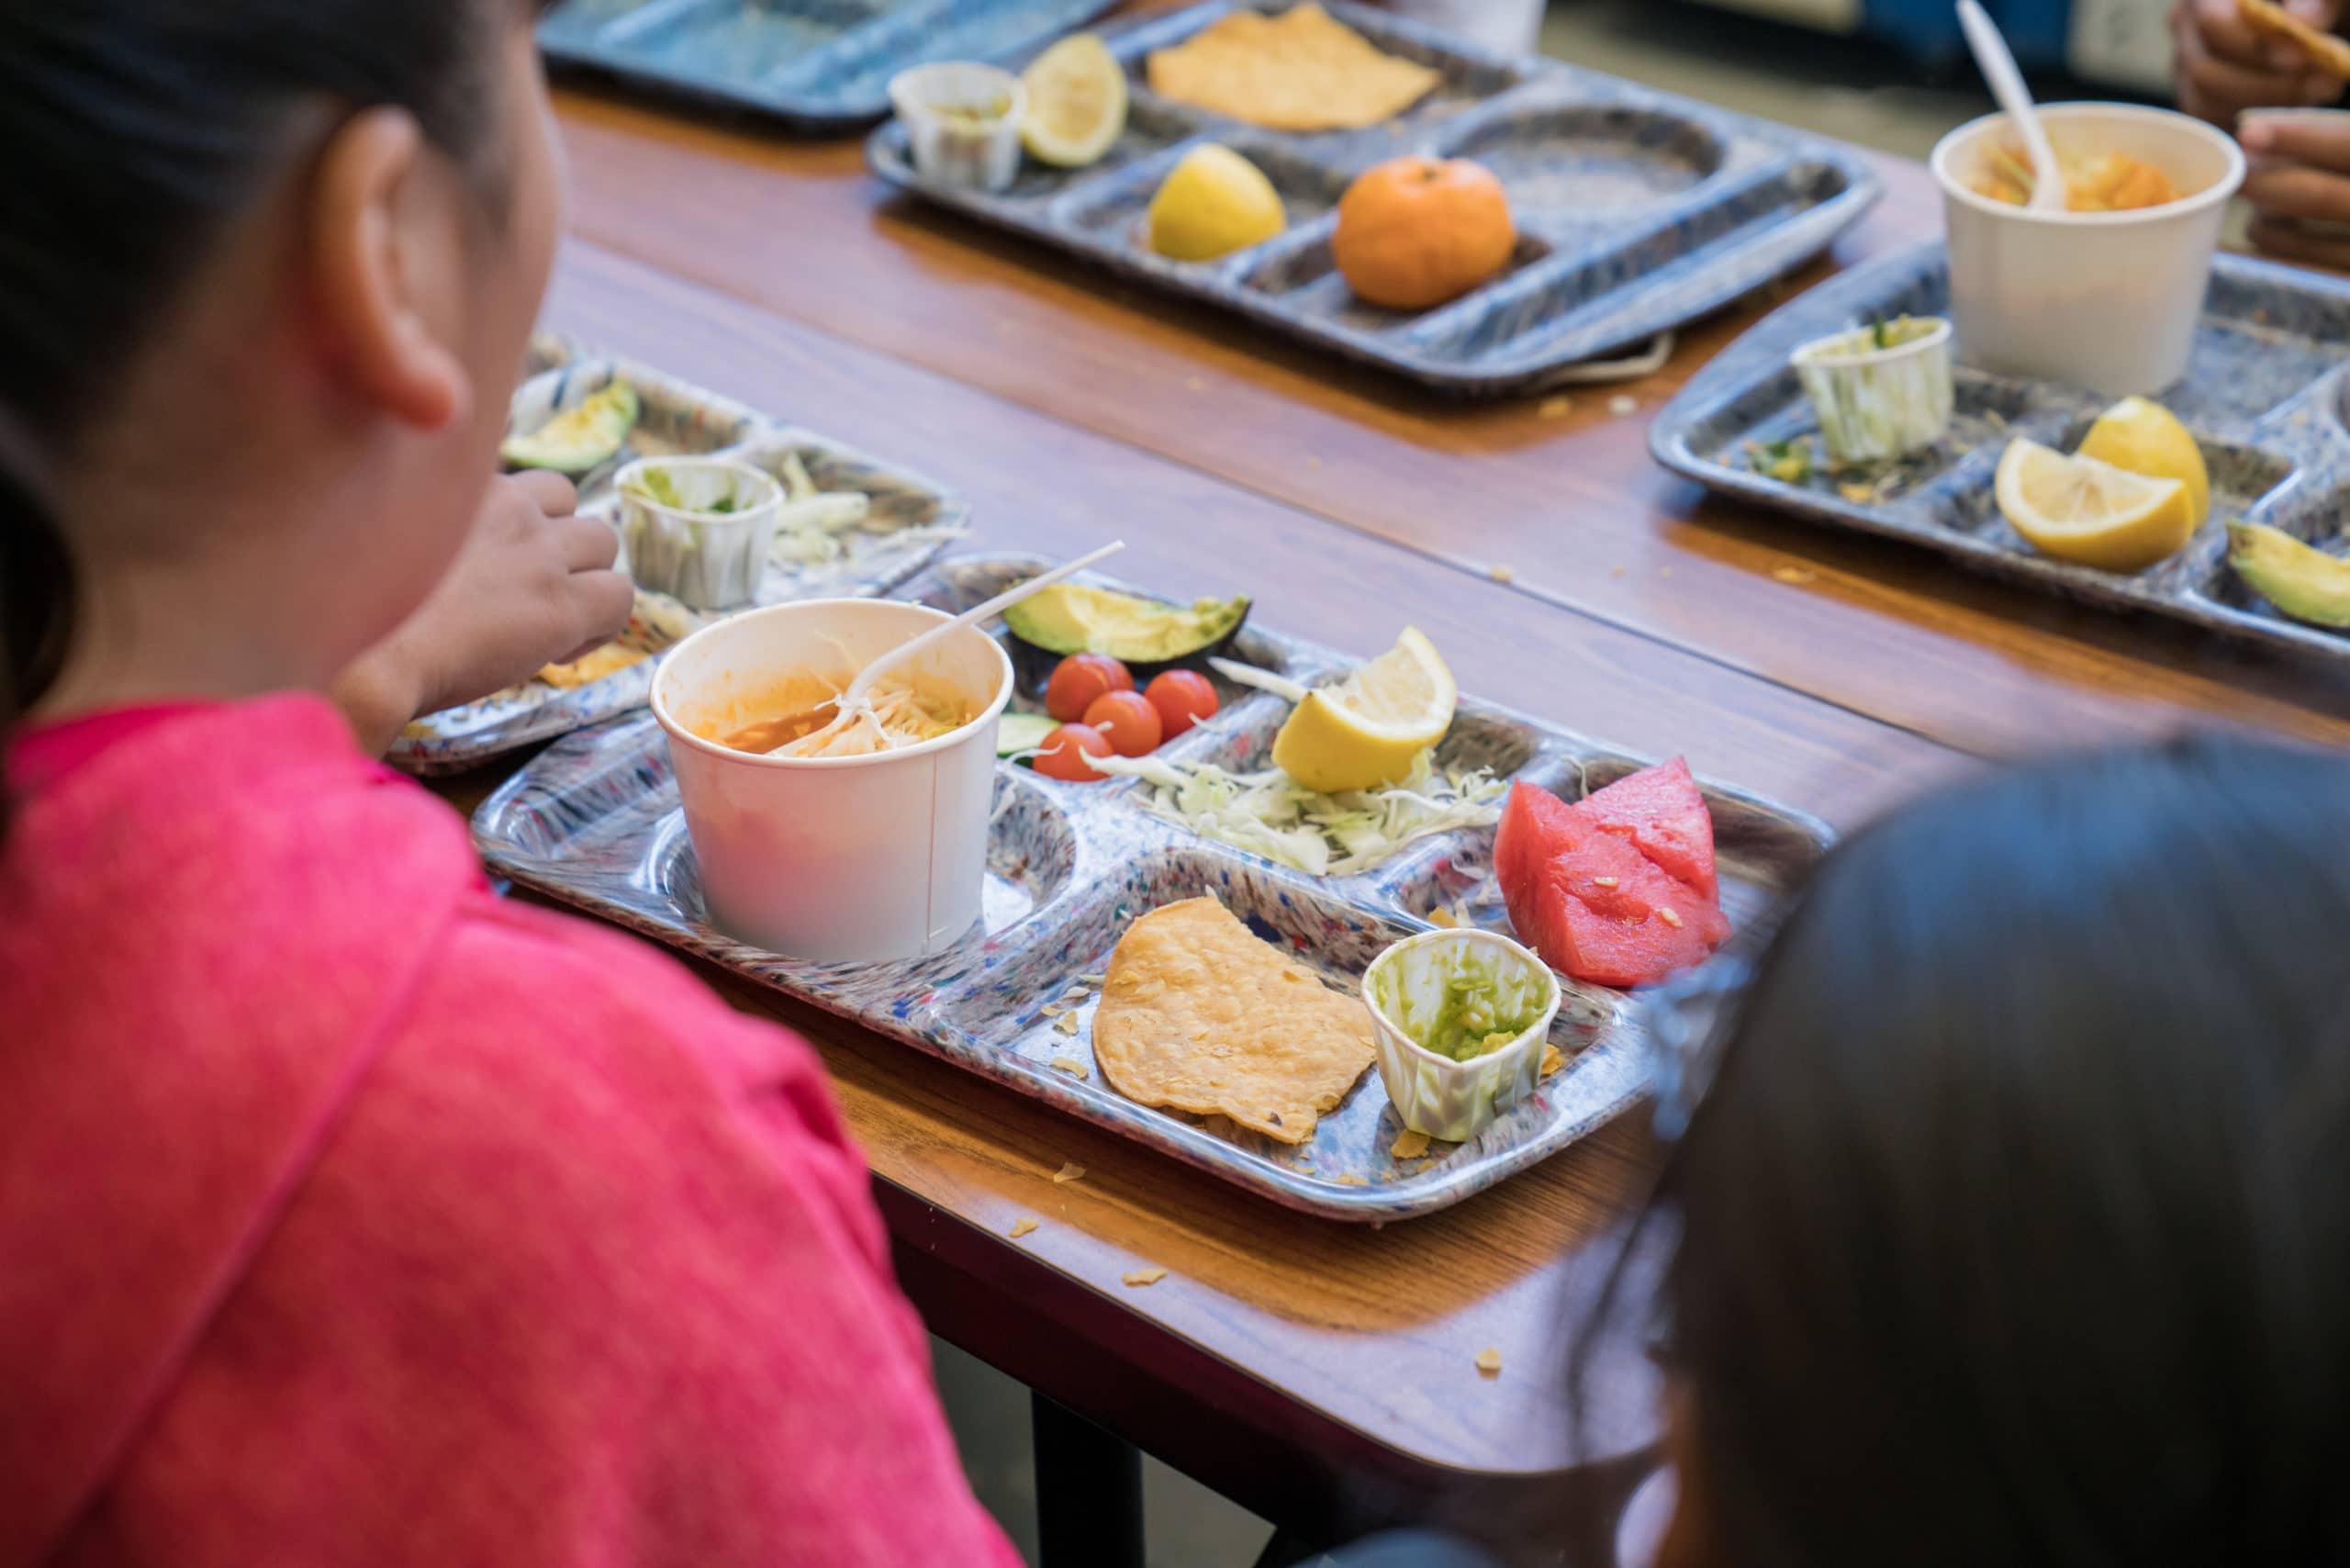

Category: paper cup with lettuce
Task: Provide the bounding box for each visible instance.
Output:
[1791,315,1953,465]
[1362,927,1560,1142]
[616,456,784,613]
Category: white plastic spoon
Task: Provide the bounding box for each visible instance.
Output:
[1956,0,2068,214]
[773,539,1127,755]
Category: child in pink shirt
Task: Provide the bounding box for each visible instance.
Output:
[0,5,1020,1564]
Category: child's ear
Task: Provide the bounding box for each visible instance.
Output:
[307,106,472,431]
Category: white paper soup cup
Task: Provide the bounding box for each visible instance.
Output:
[652,599,1013,963]
[1362,928,1561,1143]
[1930,103,2244,397]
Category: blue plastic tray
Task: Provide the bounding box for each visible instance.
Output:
[865,0,1882,395]
[541,0,1115,129]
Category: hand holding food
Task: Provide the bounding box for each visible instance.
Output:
[2174,0,2345,125]
[1333,156,1516,310]
[334,472,632,754]
[2236,107,2350,267]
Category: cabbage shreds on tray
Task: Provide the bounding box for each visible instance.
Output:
[1087,749,1505,877]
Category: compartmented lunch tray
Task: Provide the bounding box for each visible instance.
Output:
[1651,241,2350,662]
[473,554,1834,1220]
[539,0,1116,129]
[865,0,1881,395]
[388,335,968,776]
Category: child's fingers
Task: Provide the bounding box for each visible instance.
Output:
[508,468,579,519]
[564,569,635,657]
[2181,22,2317,112]
[2240,109,2350,166]
[2196,0,2305,67]
[2249,210,2350,264]
[2242,160,2350,218]
[555,512,620,573]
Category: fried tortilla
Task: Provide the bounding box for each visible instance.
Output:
[2237,0,2350,76]
[1146,5,1441,132]
[538,641,649,690]
[1093,896,1375,1144]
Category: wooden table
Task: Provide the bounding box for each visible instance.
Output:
[447,73,2350,1564]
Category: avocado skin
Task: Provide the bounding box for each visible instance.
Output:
[1002,583,1250,688]
[501,380,642,476]
[2229,521,2350,630]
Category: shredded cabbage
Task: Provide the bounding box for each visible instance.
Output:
[1087,749,1505,877]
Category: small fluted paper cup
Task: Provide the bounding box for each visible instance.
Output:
[1363,928,1561,1142]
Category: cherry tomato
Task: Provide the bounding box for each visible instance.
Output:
[1144,669,1219,740]
[1034,722,1113,783]
[1045,653,1134,722]
[1081,690,1164,756]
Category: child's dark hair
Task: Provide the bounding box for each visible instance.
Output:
[1601,735,2350,1564]
[0,1,520,826]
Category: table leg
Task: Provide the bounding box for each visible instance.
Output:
[1032,1391,1145,1568]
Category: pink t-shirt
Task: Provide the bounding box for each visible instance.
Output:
[0,695,1020,1568]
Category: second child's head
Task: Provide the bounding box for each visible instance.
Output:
[1639,737,2350,1566]
[1,1,561,724]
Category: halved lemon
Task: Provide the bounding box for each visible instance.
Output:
[2076,396,2209,526]
[1021,34,1127,169]
[1271,627,1457,793]
[1994,439,2195,573]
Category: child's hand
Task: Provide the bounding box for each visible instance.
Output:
[2174,0,2346,124]
[333,472,633,755]
[2240,109,2350,264]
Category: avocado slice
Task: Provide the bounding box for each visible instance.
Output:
[998,711,1060,757]
[501,380,641,475]
[2228,521,2350,629]
[1002,582,1249,668]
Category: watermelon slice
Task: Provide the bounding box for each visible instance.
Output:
[1575,756,1718,902]
[1494,778,1730,989]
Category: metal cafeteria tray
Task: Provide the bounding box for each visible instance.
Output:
[1651,241,2350,661]
[538,0,1115,129]
[865,0,1881,395]
[473,553,1833,1221]
[388,335,968,776]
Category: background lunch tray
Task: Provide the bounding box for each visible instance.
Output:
[389,335,968,776]
[1651,241,2350,663]
[473,553,1833,1221]
[539,0,1116,129]
[864,0,1882,396]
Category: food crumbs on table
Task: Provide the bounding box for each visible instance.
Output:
[1184,376,1206,391]
[1010,1218,1039,1239]
[1056,1012,1082,1035]
[1475,1348,1502,1378]
[1050,1055,1091,1079]
[1123,1267,1168,1287]
[1658,566,1673,579]
[1838,481,1876,504]
[1772,565,1818,586]
[1426,904,1460,929]
[1307,454,1324,468]
[1609,565,1627,578]
[1660,908,1684,929]
[1391,1128,1431,1160]
[1538,395,1574,420]
[1608,395,1639,417]
[1539,1043,1564,1079]
[1061,986,1092,1003]
[1488,563,1515,584]
[1336,1173,1368,1185]
[1077,972,1108,986]
[1053,1161,1087,1183]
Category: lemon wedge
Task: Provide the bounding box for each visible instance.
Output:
[1021,34,1127,168]
[1147,144,1285,262]
[2076,396,2209,525]
[1271,627,1457,792]
[1994,439,2196,573]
